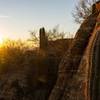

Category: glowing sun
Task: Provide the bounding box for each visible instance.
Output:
[0,34,4,44]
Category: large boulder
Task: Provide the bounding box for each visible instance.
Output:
[48,2,100,100]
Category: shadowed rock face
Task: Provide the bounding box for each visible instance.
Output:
[48,2,100,100]
[90,30,100,100]
[89,13,100,100]
[92,1,100,13]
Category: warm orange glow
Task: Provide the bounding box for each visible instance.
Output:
[0,34,4,45]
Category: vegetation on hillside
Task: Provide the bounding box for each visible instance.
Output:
[72,0,99,24]
[0,28,68,99]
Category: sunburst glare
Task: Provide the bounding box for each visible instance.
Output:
[0,33,4,44]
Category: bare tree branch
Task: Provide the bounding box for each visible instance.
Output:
[72,0,98,24]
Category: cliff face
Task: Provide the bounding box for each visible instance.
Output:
[48,2,100,100]
[59,13,100,100]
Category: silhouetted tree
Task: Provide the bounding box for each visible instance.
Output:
[29,26,67,46]
[72,0,99,24]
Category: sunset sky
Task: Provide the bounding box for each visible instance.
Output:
[0,0,79,40]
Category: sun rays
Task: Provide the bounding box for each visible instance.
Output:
[0,33,4,45]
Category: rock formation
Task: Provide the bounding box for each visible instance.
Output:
[48,1,100,100]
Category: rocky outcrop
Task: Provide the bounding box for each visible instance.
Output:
[59,13,100,100]
[89,13,100,100]
[48,2,100,100]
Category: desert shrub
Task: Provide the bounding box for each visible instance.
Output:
[0,39,60,100]
[29,26,73,46]
[0,40,32,73]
